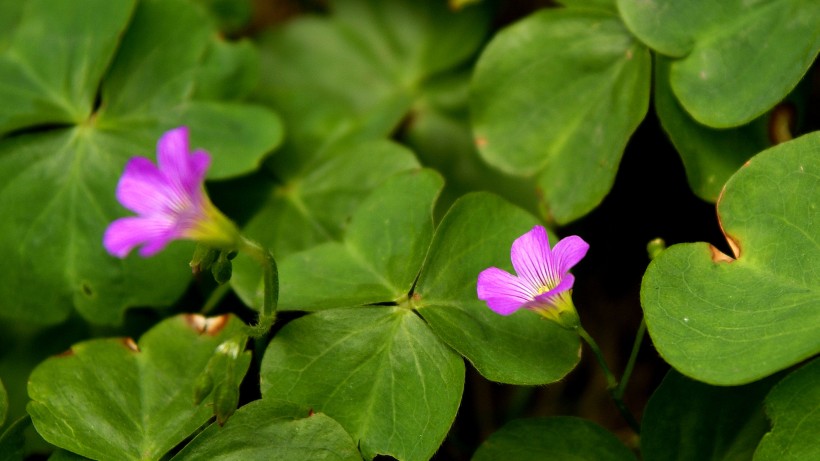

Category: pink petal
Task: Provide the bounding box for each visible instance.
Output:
[510,225,554,290]
[477,267,533,315]
[116,157,174,215]
[532,273,575,306]
[103,216,177,258]
[157,127,211,192]
[551,235,589,275]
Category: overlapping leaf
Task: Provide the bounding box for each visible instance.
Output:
[173,400,361,461]
[261,307,463,461]
[0,0,281,325]
[276,169,441,310]
[274,170,580,384]
[415,193,580,384]
[755,359,820,461]
[618,0,820,127]
[471,8,650,223]
[641,371,777,461]
[28,314,250,461]
[253,0,491,155]
[641,133,820,385]
[472,417,636,461]
[654,56,772,201]
[230,140,420,309]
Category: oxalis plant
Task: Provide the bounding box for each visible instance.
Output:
[0,0,817,460]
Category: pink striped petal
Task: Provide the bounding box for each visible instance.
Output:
[477,267,533,315]
[510,226,554,290]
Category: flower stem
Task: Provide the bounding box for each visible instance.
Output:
[237,236,278,337]
[576,326,641,434]
[615,318,646,399]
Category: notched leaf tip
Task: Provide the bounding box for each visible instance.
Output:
[709,245,735,263]
[121,338,140,352]
[184,314,230,335]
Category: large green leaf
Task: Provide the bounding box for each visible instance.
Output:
[755,359,820,461]
[618,0,820,127]
[471,8,650,223]
[641,132,820,385]
[472,416,636,461]
[253,0,490,154]
[415,193,581,385]
[28,314,250,461]
[230,140,419,310]
[0,0,281,325]
[276,169,442,311]
[260,307,464,461]
[641,371,777,461]
[654,55,771,202]
[173,401,361,461]
[0,0,136,135]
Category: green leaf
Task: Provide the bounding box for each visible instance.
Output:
[415,193,581,384]
[0,130,194,324]
[174,101,283,180]
[755,359,820,461]
[0,0,136,135]
[194,38,259,101]
[555,0,617,12]
[253,0,490,154]
[0,0,281,325]
[0,416,28,461]
[618,0,820,127]
[472,416,636,461]
[276,169,442,310]
[97,0,211,119]
[27,314,250,461]
[654,56,770,201]
[471,8,650,223]
[229,140,419,309]
[260,307,464,461]
[641,370,777,461]
[640,132,820,385]
[172,401,362,461]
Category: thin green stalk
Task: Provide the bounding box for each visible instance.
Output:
[201,282,232,314]
[616,318,646,399]
[576,326,641,433]
[238,236,278,337]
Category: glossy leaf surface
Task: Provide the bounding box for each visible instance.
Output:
[0,0,281,325]
[28,315,250,460]
[618,0,820,127]
[471,8,650,223]
[641,371,776,461]
[472,417,636,461]
[641,133,820,384]
[173,401,361,461]
[755,359,820,461]
[261,307,464,461]
[416,193,581,384]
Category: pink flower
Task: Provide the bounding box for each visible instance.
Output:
[477,226,588,325]
[104,127,238,258]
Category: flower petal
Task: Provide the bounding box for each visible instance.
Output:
[477,267,533,315]
[532,273,575,306]
[551,235,590,275]
[116,157,174,215]
[157,127,211,201]
[510,225,554,290]
[103,216,177,258]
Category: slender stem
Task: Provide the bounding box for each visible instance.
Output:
[201,282,232,314]
[237,236,278,337]
[616,318,646,399]
[576,326,641,433]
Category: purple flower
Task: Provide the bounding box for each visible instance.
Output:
[104,127,239,258]
[477,225,588,326]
